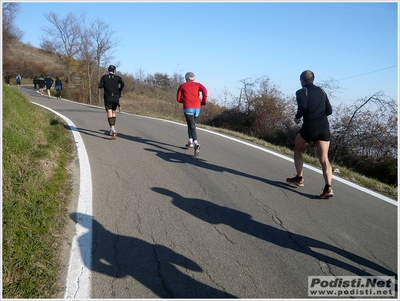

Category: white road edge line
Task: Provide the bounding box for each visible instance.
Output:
[31,102,92,299]
[199,128,397,206]
[30,99,395,300]
[150,116,398,207]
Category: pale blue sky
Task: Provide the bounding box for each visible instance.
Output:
[12,1,398,106]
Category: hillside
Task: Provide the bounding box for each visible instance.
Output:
[3,40,64,77]
[3,40,186,121]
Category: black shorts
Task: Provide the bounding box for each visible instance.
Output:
[104,101,119,111]
[299,126,331,144]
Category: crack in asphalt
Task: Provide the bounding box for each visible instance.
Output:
[151,237,173,298]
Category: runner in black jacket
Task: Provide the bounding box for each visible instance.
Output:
[44,75,54,98]
[286,70,334,199]
[98,65,125,139]
[38,75,45,95]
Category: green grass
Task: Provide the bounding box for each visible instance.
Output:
[2,85,74,298]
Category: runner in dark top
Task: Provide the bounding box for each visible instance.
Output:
[38,75,45,95]
[98,65,125,139]
[286,70,334,199]
[55,77,62,99]
[4,73,10,85]
[44,75,53,98]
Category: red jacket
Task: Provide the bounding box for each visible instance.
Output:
[176,81,208,109]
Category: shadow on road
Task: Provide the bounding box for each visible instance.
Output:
[144,146,321,199]
[74,127,319,199]
[70,212,237,298]
[152,187,397,278]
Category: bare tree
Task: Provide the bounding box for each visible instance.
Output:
[215,88,237,109]
[76,11,96,104]
[2,3,24,58]
[135,67,146,84]
[246,77,292,139]
[2,3,23,42]
[41,12,81,92]
[90,18,118,103]
[40,11,118,102]
[317,78,343,100]
[330,91,397,162]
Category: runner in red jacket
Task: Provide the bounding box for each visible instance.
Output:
[176,72,207,156]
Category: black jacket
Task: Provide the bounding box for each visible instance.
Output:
[295,83,332,129]
[55,79,62,88]
[44,77,54,88]
[98,73,125,103]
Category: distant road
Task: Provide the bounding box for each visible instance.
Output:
[21,86,397,298]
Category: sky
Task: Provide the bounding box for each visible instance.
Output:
[11,1,399,106]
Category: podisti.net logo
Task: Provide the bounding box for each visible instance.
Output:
[308,276,396,297]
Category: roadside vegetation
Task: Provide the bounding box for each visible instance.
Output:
[2,85,74,298]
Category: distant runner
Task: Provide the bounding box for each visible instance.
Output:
[44,75,54,99]
[15,74,22,90]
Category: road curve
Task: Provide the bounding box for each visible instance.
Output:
[20,86,397,298]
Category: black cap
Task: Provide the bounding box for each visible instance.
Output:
[108,65,116,73]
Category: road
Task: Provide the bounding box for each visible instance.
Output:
[20,86,397,298]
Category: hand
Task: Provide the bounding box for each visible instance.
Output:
[201,102,206,106]
[294,117,301,124]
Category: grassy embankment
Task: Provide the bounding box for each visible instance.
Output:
[2,84,73,298]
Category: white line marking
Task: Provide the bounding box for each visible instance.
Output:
[199,128,397,206]
[30,99,395,299]
[143,115,397,206]
[31,102,92,298]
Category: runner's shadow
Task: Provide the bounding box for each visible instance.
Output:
[70,213,237,298]
[73,128,319,199]
[145,147,319,199]
[75,129,188,150]
[152,187,397,278]
[116,132,188,151]
[73,128,111,139]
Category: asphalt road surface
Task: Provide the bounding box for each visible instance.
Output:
[20,86,397,298]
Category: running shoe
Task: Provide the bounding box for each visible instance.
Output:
[320,186,334,199]
[286,175,304,187]
[194,143,200,156]
[185,142,194,148]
